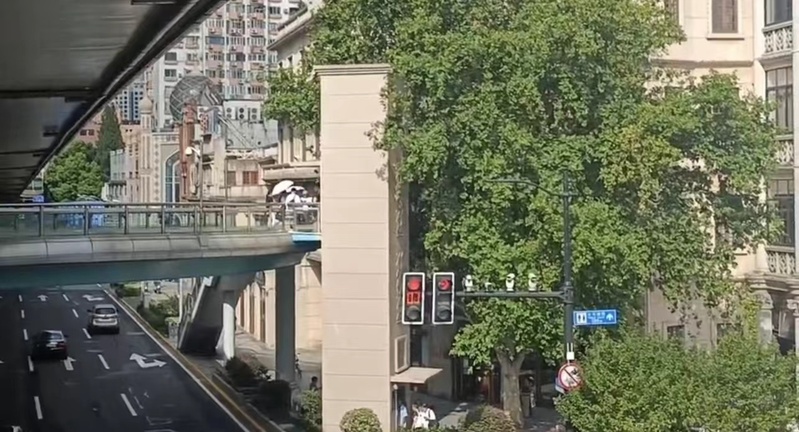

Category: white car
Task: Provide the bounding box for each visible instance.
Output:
[86,304,120,334]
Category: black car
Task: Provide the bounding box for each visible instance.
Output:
[30,330,68,361]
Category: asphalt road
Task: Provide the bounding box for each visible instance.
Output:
[0,287,246,432]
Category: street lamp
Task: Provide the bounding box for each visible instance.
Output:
[483,171,577,361]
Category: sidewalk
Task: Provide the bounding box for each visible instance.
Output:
[234,329,563,431]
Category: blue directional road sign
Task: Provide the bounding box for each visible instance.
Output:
[573,309,618,327]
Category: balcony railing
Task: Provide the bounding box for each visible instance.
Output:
[764,22,793,56]
[767,245,796,275]
[0,202,320,239]
[777,136,794,166]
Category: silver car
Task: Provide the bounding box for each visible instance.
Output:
[86,304,120,334]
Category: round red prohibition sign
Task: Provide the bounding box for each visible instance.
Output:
[556,362,583,391]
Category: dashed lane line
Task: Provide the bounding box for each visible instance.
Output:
[120,393,138,417]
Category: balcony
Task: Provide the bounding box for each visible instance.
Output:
[777,135,794,166]
[764,22,793,57]
[767,245,796,276]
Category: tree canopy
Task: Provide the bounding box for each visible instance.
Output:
[558,324,799,432]
[95,105,124,180]
[287,0,781,424]
[44,141,104,202]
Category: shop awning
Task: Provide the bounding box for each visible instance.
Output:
[390,367,443,385]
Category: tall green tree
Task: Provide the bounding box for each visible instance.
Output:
[558,321,799,432]
[95,105,124,180]
[44,141,104,202]
[306,0,779,424]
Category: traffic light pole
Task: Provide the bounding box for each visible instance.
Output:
[459,172,577,361]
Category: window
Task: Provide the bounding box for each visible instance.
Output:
[164,52,178,62]
[766,0,792,25]
[769,179,795,246]
[766,67,793,132]
[666,325,685,342]
[242,171,259,185]
[661,0,679,21]
[268,6,281,15]
[711,0,738,33]
[226,171,237,186]
[164,69,177,78]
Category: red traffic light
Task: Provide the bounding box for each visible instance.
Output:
[437,278,452,291]
[407,277,422,291]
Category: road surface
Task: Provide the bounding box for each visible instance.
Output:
[0,287,245,432]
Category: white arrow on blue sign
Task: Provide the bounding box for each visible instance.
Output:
[573,309,618,327]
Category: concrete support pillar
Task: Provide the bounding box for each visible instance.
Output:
[752,287,773,344]
[221,289,237,361]
[275,266,296,383]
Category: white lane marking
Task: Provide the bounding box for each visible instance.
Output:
[20,309,24,319]
[18,294,22,303]
[120,393,138,417]
[72,308,79,318]
[63,357,75,371]
[82,328,92,340]
[23,329,28,341]
[98,354,109,370]
[105,290,249,432]
[27,356,34,373]
[62,294,69,302]
[34,396,42,419]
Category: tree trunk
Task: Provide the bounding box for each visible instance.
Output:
[497,352,525,427]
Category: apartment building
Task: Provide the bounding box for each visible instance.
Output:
[147,0,303,130]
[112,76,146,123]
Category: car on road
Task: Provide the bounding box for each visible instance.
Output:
[86,303,120,334]
[30,330,68,361]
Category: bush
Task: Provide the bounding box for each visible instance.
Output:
[340,408,382,432]
[462,405,515,432]
[225,356,257,388]
[115,283,140,298]
[256,379,292,412]
[299,389,322,431]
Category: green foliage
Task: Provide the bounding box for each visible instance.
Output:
[339,408,382,432]
[309,0,780,424]
[299,389,322,431]
[44,141,104,202]
[557,328,799,432]
[95,105,124,180]
[461,405,516,432]
[225,356,258,388]
[262,59,319,134]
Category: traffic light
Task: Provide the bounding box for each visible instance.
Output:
[401,272,426,325]
[432,272,455,325]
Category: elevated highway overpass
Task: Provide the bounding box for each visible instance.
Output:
[0,0,226,202]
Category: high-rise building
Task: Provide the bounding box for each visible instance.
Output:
[146,0,302,130]
[112,77,146,123]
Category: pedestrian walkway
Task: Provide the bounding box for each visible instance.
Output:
[234,329,563,431]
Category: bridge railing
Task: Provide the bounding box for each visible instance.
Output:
[0,202,320,239]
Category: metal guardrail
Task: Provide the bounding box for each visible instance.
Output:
[0,201,320,239]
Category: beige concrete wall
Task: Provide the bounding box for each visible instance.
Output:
[317,63,410,432]
[235,257,323,350]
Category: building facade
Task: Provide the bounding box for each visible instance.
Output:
[147,0,302,130]
[113,76,146,123]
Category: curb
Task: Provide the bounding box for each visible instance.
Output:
[211,372,292,432]
[107,290,276,432]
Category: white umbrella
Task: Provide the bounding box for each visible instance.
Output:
[270,180,294,196]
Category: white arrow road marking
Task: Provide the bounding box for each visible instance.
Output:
[98,354,109,370]
[120,393,138,417]
[27,356,33,373]
[34,396,42,419]
[62,294,69,302]
[63,357,76,371]
[82,328,92,340]
[83,294,104,302]
[130,353,166,369]
[23,329,28,341]
[37,295,47,302]
[72,309,79,318]
[20,309,24,319]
